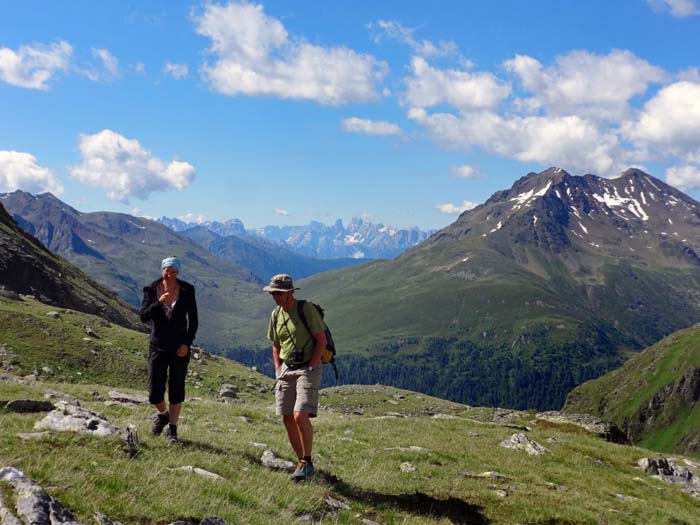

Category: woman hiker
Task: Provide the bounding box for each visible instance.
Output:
[140,256,198,442]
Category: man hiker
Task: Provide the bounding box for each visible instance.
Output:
[265,274,327,481]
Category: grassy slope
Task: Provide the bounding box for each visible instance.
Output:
[564,325,700,454]
[1,297,700,524]
[0,204,142,331]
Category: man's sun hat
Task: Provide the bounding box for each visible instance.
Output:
[263,274,299,293]
[161,256,181,273]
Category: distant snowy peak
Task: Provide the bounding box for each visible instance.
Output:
[157,215,433,260]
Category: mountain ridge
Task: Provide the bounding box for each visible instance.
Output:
[290,167,700,409]
[157,215,433,260]
[0,190,270,349]
[0,200,142,331]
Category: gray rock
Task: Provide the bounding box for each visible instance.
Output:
[384,446,429,453]
[361,519,381,525]
[493,489,508,498]
[432,413,460,420]
[107,390,148,405]
[45,311,60,319]
[3,399,55,413]
[83,325,99,338]
[0,467,84,524]
[40,366,54,376]
[94,512,123,525]
[200,518,227,525]
[614,493,642,502]
[638,457,700,497]
[34,401,119,437]
[536,411,628,444]
[166,466,224,481]
[325,495,350,511]
[219,384,238,400]
[400,462,417,473]
[16,432,52,441]
[0,490,23,525]
[499,433,551,456]
[261,449,295,471]
[461,471,510,480]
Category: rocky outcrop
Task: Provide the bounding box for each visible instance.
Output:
[623,368,700,450]
[499,433,551,455]
[260,450,295,471]
[638,457,700,499]
[0,467,85,524]
[34,401,119,437]
[535,411,629,444]
[107,390,148,405]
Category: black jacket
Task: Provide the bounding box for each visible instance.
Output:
[140,278,198,352]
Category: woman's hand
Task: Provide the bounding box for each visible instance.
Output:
[158,292,171,304]
[176,344,189,357]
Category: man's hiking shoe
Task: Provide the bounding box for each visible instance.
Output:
[165,424,178,443]
[290,459,314,481]
[151,412,169,436]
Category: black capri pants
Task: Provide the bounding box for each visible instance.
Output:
[147,349,190,404]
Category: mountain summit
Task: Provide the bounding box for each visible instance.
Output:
[299,168,700,410]
[439,167,699,263]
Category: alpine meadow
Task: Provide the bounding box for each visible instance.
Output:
[3,1,700,524]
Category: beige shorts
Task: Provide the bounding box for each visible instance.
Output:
[275,363,323,417]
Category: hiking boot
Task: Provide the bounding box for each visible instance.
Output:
[151,412,169,436]
[165,424,178,443]
[290,459,314,481]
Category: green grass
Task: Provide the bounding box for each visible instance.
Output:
[2,295,700,524]
[2,379,700,524]
[565,325,700,455]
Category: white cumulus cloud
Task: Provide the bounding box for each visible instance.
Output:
[341,117,402,136]
[648,0,700,16]
[369,20,457,58]
[623,81,700,161]
[69,130,195,202]
[436,200,479,214]
[274,208,289,216]
[0,150,63,195]
[194,1,387,105]
[410,108,620,176]
[163,62,189,79]
[666,165,700,191]
[504,50,666,121]
[78,48,120,81]
[405,56,511,112]
[0,40,72,90]
[450,164,480,179]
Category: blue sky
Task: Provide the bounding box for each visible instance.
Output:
[2,0,700,230]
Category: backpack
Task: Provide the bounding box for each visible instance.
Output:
[275,300,338,381]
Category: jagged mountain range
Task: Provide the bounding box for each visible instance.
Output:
[158,216,433,259]
[177,225,366,282]
[286,167,700,410]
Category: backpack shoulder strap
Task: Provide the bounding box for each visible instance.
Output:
[272,305,282,338]
[296,300,312,334]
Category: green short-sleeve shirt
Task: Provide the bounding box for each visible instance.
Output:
[267,300,326,364]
